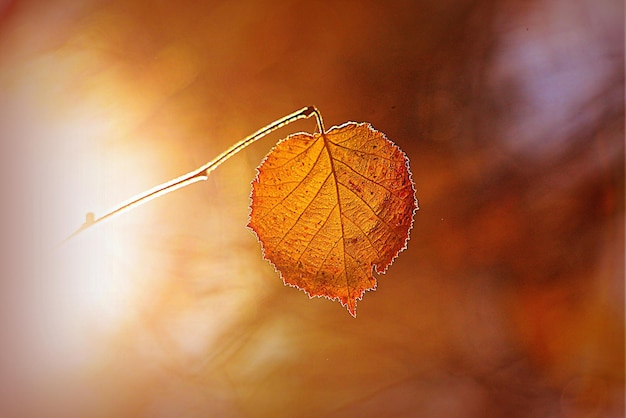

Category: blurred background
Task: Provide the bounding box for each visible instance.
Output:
[0,0,623,417]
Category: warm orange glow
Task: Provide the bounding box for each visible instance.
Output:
[0,0,622,417]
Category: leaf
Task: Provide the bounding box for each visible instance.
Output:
[248,122,417,317]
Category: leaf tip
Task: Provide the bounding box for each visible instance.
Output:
[347,302,357,318]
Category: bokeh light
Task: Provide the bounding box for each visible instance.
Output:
[0,0,623,417]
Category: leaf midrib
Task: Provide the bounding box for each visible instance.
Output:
[322,131,352,309]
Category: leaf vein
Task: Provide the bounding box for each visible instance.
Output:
[324,136,351,303]
[313,235,343,280]
[260,137,320,171]
[333,158,406,201]
[342,214,382,262]
[337,182,396,234]
[272,171,333,253]
[344,250,371,283]
[328,140,396,163]
[256,143,326,222]
[294,202,339,266]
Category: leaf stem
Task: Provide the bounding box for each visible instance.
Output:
[61,105,324,244]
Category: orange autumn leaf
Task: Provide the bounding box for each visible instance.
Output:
[249,122,417,317]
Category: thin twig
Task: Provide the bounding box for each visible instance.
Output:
[60,105,324,245]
